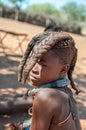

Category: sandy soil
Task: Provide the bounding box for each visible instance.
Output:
[0,18,86,130]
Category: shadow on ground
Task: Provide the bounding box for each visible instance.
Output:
[0,51,86,130]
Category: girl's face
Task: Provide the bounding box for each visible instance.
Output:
[28,50,66,87]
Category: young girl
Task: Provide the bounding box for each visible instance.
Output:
[11,28,81,130]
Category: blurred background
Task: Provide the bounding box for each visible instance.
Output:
[0,0,86,34]
[0,0,86,130]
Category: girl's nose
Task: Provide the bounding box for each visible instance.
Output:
[31,63,42,74]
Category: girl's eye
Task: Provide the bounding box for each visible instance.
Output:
[38,60,48,67]
[42,63,47,67]
[39,62,47,67]
[43,64,46,67]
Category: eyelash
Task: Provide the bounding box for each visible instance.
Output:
[37,60,47,67]
[42,64,47,67]
[39,62,47,67]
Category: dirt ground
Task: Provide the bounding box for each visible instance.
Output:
[0,18,86,130]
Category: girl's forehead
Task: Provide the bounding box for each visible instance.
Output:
[40,50,59,63]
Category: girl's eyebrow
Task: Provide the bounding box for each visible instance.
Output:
[40,59,46,62]
[40,58,47,63]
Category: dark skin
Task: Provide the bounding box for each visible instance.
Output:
[28,50,69,87]
[28,50,81,130]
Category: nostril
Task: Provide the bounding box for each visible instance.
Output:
[31,63,38,72]
[32,69,37,73]
[30,63,42,75]
[31,67,39,75]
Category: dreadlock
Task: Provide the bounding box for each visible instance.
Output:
[44,25,80,94]
[18,28,80,94]
[18,32,50,82]
[67,47,81,94]
[51,39,80,94]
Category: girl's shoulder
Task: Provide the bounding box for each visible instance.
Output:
[35,88,69,107]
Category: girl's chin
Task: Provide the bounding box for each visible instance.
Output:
[28,80,41,87]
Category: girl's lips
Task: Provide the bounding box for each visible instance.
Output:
[29,73,39,81]
[30,75,37,81]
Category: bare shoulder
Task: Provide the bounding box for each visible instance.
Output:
[32,88,70,124]
[34,88,69,112]
[36,88,69,104]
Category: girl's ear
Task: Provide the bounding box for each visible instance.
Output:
[60,64,69,74]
